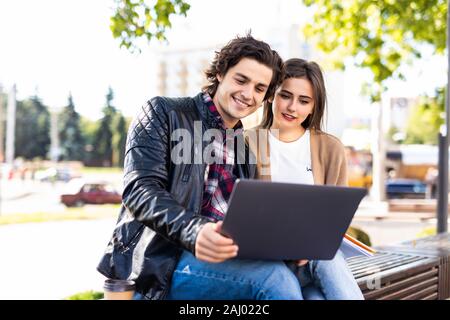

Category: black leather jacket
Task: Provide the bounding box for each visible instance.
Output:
[97,93,256,300]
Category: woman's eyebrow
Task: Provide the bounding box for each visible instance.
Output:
[280,89,313,100]
[279,89,293,95]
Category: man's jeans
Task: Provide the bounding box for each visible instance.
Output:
[164,250,364,300]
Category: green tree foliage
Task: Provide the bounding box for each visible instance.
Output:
[58,93,86,161]
[110,0,191,52]
[93,87,117,166]
[79,116,98,165]
[112,112,128,167]
[302,0,447,102]
[91,87,129,167]
[405,88,445,145]
[15,95,51,159]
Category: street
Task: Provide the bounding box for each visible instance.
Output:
[0,175,122,215]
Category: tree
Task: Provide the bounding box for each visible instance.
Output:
[405,88,445,145]
[302,0,446,102]
[112,112,128,167]
[110,0,191,52]
[301,0,447,201]
[80,116,98,165]
[15,95,51,159]
[58,93,86,161]
[93,87,117,166]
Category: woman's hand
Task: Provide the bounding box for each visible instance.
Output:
[296,259,309,266]
[195,221,239,263]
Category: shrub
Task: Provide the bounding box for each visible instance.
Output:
[347,226,372,246]
[65,290,104,300]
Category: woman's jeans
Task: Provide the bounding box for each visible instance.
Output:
[164,250,364,300]
[290,250,364,300]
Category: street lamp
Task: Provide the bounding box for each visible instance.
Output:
[48,106,62,163]
[437,2,450,234]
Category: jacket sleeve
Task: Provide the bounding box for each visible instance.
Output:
[121,98,209,254]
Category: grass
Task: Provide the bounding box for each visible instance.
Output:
[65,290,104,300]
[0,204,120,226]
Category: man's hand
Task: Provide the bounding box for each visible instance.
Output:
[296,260,308,267]
[195,221,239,263]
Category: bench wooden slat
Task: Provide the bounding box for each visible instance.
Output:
[423,292,439,300]
[371,277,438,300]
[351,256,427,276]
[361,268,438,300]
[349,252,429,278]
[401,285,439,300]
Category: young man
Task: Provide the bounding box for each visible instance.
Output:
[97,34,302,300]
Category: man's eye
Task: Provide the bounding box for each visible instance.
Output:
[236,79,245,84]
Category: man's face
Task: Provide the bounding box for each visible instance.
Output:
[213,57,273,128]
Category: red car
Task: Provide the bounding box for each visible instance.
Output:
[61,181,122,207]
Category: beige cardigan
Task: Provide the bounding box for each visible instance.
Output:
[245,127,348,186]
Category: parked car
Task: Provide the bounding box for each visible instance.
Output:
[60,180,122,207]
[36,167,77,182]
[385,178,427,199]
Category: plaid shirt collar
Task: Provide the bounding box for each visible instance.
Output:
[202,93,243,132]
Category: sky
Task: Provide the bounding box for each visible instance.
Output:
[0,0,447,121]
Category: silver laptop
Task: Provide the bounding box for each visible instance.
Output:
[221,179,367,260]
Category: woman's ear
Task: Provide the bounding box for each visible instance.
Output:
[217,74,223,82]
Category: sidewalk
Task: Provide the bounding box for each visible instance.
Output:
[0,218,116,299]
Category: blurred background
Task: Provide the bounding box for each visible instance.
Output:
[0,0,448,299]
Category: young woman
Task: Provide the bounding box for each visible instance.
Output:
[246,58,364,300]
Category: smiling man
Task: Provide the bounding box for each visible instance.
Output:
[97,34,304,300]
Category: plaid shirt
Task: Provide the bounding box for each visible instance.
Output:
[201,93,243,221]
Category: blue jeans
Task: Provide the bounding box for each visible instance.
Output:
[166,251,303,300]
[165,250,363,300]
[290,250,364,300]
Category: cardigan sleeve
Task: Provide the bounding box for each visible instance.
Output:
[336,146,348,187]
[322,133,348,187]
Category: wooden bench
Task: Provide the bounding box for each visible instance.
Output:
[347,233,450,300]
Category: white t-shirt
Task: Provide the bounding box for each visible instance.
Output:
[269,129,314,185]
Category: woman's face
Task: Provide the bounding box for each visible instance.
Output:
[271,77,314,131]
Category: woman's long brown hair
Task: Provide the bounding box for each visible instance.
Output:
[260,58,327,131]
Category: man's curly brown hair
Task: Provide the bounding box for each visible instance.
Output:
[203,33,284,101]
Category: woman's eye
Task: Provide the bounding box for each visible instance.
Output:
[236,79,245,84]
[279,94,289,99]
